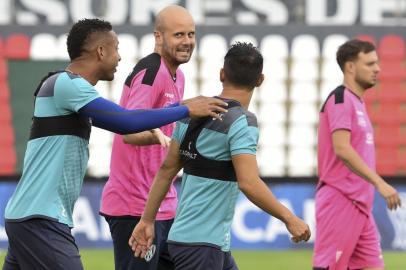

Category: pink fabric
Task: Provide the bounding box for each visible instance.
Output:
[317,88,376,215]
[313,185,384,270]
[100,57,184,220]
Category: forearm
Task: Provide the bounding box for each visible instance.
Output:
[123,131,158,145]
[239,178,294,223]
[141,175,172,223]
[142,163,182,222]
[336,144,383,187]
[78,97,188,135]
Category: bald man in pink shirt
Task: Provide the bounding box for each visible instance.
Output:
[313,39,401,270]
[100,5,196,270]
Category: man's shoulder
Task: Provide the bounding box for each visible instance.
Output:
[320,85,348,112]
[125,53,162,87]
[226,107,257,127]
[203,107,257,135]
[57,72,90,89]
[137,53,162,70]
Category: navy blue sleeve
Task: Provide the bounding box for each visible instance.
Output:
[78,97,189,135]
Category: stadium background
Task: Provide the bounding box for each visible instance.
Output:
[0,0,405,268]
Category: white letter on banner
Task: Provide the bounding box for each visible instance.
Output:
[387,192,406,250]
[185,0,204,24]
[0,225,7,241]
[70,0,127,24]
[72,197,99,241]
[303,199,315,242]
[20,0,67,25]
[361,0,401,25]
[241,0,288,24]
[306,0,357,25]
[232,199,263,242]
[130,0,178,25]
[100,216,112,241]
[264,199,293,241]
[0,0,12,25]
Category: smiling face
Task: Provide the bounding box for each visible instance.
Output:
[98,30,121,81]
[351,51,380,90]
[154,6,196,69]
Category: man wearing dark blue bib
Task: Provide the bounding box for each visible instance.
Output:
[129,42,311,270]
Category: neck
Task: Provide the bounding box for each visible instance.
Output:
[155,49,179,77]
[66,59,98,85]
[218,85,253,110]
[343,78,365,98]
[161,57,179,77]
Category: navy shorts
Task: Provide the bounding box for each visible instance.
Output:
[168,243,238,270]
[105,216,174,270]
[2,218,83,270]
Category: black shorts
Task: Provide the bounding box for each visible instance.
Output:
[2,218,83,270]
[105,216,174,270]
[168,243,238,270]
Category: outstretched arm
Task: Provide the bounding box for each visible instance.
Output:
[232,153,311,243]
[79,96,228,135]
[128,140,182,258]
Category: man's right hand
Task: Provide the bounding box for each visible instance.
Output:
[284,215,311,243]
[376,180,402,210]
[128,219,155,259]
[181,96,228,120]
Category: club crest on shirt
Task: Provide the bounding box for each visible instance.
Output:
[144,244,156,262]
[213,113,225,121]
[366,133,374,145]
[358,117,367,127]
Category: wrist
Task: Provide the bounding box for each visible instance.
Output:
[179,105,190,116]
[141,215,155,225]
[280,211,295,224]
[370,174,384,188]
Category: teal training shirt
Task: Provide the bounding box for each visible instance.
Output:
[169,103,259,251]
[5,71,99,227]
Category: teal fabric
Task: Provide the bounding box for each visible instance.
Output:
[5,72,99,227]
[170,106,259,251]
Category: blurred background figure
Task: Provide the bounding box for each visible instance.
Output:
[313,39,401,270]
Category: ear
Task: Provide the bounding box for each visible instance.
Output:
[256,74,264,87]
[345,61,355,74]
[154,31,162,45]
[220,68,225,82]
[97,45,104,60]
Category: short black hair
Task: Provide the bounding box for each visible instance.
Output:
[223,42,263,89]
[67,18,112,60]
[336,39,376,72]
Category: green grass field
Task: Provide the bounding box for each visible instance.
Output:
[1,249,405,269]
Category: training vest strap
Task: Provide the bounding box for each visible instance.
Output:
[180,100,241,182]
[30,114,91,140]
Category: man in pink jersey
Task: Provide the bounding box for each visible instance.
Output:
[313,39,402,270]
[100,5,195,270]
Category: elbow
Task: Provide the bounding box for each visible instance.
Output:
[333,145,348,161]
[122,135,131,144]
[238,180,252,194]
